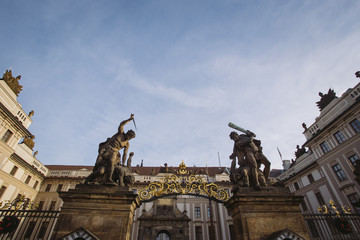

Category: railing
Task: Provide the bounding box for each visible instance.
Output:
[303,214,360,240]
[0,210,60,240]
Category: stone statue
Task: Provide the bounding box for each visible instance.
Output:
[316,89,337,111]
[33,151,38,157]
[228,122,271,191]
[229,131,261,190]
[355,71,360,78]
[1,69,23,96]
[302,123,307,131]
[22,135,35,150]
[28,110,34,117]
[113,152,135,186]
[295,145,306,159]
[85,114,136,185]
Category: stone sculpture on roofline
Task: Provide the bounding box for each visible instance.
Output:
[85,114,136,187]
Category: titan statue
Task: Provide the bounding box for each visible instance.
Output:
[228,122,271,191]
[85,114,136,186]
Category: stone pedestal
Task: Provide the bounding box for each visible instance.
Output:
[225,187,310,240]
[51,184,140,240]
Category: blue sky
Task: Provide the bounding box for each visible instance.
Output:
[1,0,360,170]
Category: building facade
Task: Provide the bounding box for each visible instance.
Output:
[0,69,48,205]
[278,82,360,215]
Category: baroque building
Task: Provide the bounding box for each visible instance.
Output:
[0,69,48,205]
[278,81,360,216]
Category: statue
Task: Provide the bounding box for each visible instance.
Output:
[228,122,271,191]
[28,110,34,117]
[316,89,337,111]
[1,69,23,96]
[355,71,360,78]
[85,114,136,185]
[295,145,306,159]
[113,152,135,186]
[33,151,38,157]
[22,135,35,150]
[302,123,307,131]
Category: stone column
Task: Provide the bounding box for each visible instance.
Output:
[225,187,310,240]
[51,184,140,240]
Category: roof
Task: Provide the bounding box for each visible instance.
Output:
[269,169,282,178]
[46,165,93,171]
[45,164,280,178]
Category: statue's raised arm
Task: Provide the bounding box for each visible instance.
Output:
[118,114,134,133]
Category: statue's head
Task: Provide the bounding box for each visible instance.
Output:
[126,130,136,140]
[229,131,238,140]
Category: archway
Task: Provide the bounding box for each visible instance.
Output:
[156,230,171,240]
[135,161,231,240]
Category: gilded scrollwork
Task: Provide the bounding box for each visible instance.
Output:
[138,162,229,202]
[0,195,38,211]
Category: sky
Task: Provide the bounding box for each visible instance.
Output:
[1,0,360,170]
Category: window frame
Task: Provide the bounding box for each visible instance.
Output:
[320,141,330,153]
[10,166,18,176]
[315,192,326,205]
[350,119,360,133]
[194,206,201,218]
[308,174,315,184]
[333,131,346,144]
[1,130,13,143]
[349,154,359,167]
[332,164,347,181]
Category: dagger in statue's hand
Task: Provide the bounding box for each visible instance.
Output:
[131,113,137,130]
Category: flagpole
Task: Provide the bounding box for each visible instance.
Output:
[277,147,283,161]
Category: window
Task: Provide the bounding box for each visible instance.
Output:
[57,184,63,192]
[350,119,360,133]
[37,221,49,238]
[1,130,13,143]
[10,166,18,176]
[315,192,325,205]
[49,201,56,211]
[308,174,315,184]
[300,199,308,211]
[33,180,39,189]
[195,226,202,240]
[25,175,32,184]
[207,207,212,218]
[306,219,320,238]
[45,184,52,192]
[194,207,201,218]
[37,201,44,211]
[24,221,36,238]
[178,228,183,234]
[347,193,360,213]
[320,141,330,153]
[334,131,346,144]
[333,164,347,181]
[0,186,7,198]
[349,154,359,167]
[294,182,300,191]
[16,193,23,200]
[208,225,216,240]
[229,225,236,240]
